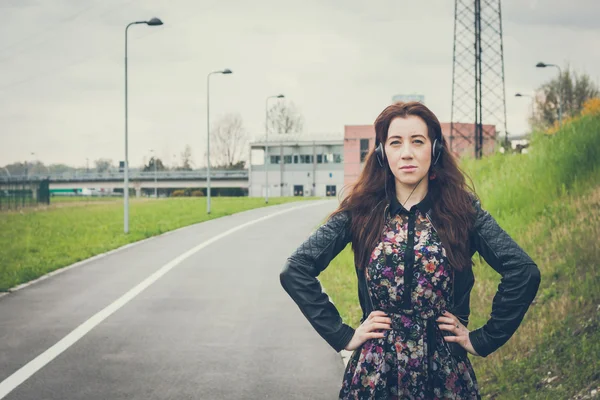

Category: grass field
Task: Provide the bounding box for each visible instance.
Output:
[319,113,600,398]
[50,196,122,203]
[0,196,316,292]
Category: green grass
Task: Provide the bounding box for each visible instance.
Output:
[50,196,121,203]
[319,113,600,398]
[0,196,317,291]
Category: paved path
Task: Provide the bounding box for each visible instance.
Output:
[0,200,347,400]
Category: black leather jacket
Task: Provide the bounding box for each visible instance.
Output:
[280,199,541,358]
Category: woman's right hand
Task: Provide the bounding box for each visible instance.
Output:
[344,311,392,351]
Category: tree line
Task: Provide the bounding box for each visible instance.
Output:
[2,101,304,176]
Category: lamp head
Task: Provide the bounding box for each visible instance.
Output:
[146,18,163,26]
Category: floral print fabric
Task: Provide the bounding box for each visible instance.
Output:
[339,210,480,399]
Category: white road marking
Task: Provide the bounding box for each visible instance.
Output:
[0,200,330,399]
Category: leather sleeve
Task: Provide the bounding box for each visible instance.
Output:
[468,200,541,357]
[279,211,355,352]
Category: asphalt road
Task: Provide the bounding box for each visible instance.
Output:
[0,199,346,400]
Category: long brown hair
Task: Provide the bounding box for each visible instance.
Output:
[334,102,477,271]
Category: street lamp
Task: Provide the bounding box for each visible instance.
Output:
[515,93,535,125]
[27,152,35,178]
[150,149,157,198]
[206,68,233,214]
[265,94,284,203]
[124,17,163,234]
[536,62,562,126]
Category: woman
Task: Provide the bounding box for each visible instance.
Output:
[280,102,541,399]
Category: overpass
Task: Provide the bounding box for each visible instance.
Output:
[3,170,249,197]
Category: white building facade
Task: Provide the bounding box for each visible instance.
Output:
[249,133,345,198]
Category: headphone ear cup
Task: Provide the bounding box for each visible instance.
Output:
[375,142,385,167]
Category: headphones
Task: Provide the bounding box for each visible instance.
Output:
[375,128,444,168]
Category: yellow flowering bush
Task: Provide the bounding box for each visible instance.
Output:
[547,97,600,135]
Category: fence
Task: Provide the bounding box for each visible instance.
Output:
[0,179,50,211]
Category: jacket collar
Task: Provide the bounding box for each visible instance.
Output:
[389,189,433,216]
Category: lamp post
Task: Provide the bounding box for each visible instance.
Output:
[536,62,562,126]
[28,152,35,178]
[150,149,157,198]
[515,93,535,125]
[124,17,163,234]
[265,94,284,203]
[206,68,233,214]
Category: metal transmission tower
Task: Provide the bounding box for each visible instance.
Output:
[450,0,508,159]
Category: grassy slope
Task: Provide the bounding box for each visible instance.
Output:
[319,114,600,398]
[0,196,316,291]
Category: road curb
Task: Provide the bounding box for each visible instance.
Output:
[1,200,331,298]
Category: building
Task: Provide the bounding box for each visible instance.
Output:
[249,132,345,198]
[343,122,496,189]
[392,94,425,104]
[249,122,497,198]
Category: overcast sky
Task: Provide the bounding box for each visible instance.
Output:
[1,0,599,169]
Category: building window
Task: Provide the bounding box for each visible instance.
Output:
[334,154,343,163]
[326,185,336,197]
[317,154,323,163]
[300,155,313,164]
[270,155,281,164]
[360,139,369,162]
[284,155,292,164]
[293,155,299,164]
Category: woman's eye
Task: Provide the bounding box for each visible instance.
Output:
[414,140,424,144]
[391,140,400,145]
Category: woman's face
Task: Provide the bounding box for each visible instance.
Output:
[384,116,432,187]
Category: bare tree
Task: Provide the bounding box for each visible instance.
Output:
[267,101,304,134]
[211,113,248,168]
[533,67,599,128]
[94,158,113,173]
[143,157,166,172]
[179,145,194,171]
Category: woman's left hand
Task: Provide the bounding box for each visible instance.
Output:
[436,311,480,357]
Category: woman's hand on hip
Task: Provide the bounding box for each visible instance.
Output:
[437,311,480,356]
[344,311,391,351]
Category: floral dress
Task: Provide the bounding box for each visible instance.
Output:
[339,196,480,399]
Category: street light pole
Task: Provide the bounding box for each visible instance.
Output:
[536,62,563,127]
[265,94,284,204]
[150,149,157,198]
[206,68,233,214]
[28,152,35,178]
[124,17,163,234]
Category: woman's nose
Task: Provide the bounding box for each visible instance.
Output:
[401,144,413,159]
